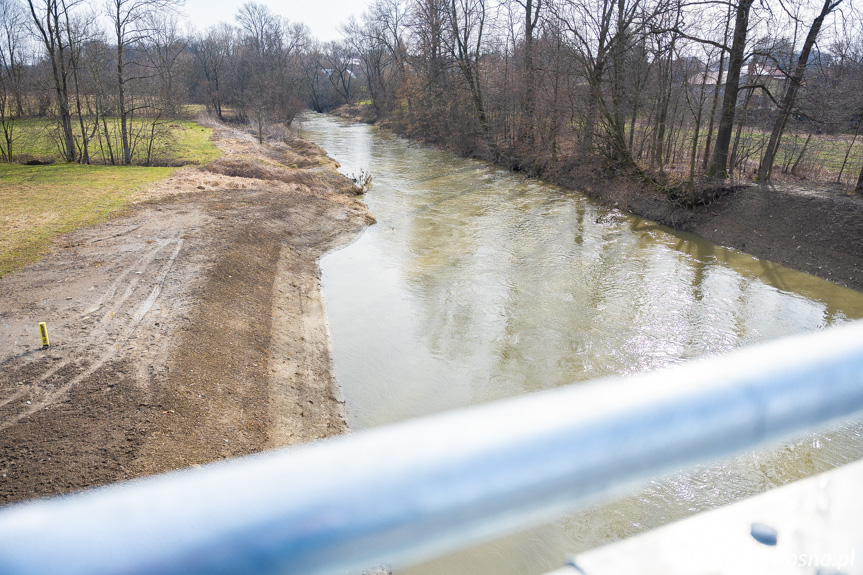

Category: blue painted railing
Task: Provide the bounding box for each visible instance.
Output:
[1,321,863,575]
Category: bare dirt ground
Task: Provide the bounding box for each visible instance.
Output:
[0,119,374,504]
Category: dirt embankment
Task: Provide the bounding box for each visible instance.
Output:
[567,176,863,292]
[0,120,374,504]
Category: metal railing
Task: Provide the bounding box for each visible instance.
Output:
[2,321,863,575]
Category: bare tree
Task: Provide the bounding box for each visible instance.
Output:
[343,0,408,117]
[65,8,100,163]
[706,0,755,178]
[26,0,80,161]
[142,11,186,116]
[701,2,732,170]
[445,0,493,151]
[321,40,356,106]
[107,0,178,164]
[0,0,27,161]
[549,0,668,165]
[756,0,843,180]
[235,2,307,140]
[298,42,327,112]
[514,0,542,145]
[82,38,118,164]
[191,24,233,120]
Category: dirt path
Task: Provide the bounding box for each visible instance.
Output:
[0,120,373,503]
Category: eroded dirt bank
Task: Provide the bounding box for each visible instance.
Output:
[568,176,863,292]
[0,120,373,504]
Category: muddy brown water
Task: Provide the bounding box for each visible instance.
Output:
[296,114,863,575]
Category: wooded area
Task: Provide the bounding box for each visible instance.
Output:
[2,0,862,195]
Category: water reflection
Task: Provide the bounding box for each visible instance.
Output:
[296,114,863,575]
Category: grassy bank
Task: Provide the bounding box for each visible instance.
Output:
[1,118,222,278]
[0,164,175,277]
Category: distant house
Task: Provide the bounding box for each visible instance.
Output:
[745,62,789,97]
[320,68,357,80]
[687,68,729,87]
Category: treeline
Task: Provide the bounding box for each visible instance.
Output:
[334,0,863,196]
[2,0,862,194]
[0,0,326,163]
[0,0,193,164]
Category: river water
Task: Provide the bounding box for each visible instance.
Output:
[296,113,863,575]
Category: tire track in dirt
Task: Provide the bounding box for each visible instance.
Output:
[1,118,373,505]
[0,239,184,431]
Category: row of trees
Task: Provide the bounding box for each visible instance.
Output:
[0,0,189,164]
[336,0,863,196]
[187,4,361,143]
[0,0,345,162]
[2,0,862,193]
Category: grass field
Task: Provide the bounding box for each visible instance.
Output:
[625,121,863,184]
[0,117,221,278]
[4,118,221,166]
[0,164,176,277]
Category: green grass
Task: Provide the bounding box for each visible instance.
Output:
[0,163,175,277]
[624,121,863,183]
[150,119,221,165]
[4,117,221,165]
[0,117,222,277]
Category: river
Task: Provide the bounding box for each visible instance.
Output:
[295,113,863,575]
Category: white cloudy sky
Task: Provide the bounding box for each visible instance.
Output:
[181,0,373,42]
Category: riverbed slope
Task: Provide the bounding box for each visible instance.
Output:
[569,175,863,292]
[0,119,373,504]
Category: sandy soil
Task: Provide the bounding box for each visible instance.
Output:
[0,120,374,504]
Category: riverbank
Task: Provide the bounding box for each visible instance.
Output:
[567,174,863,292]
[335,106,862,292]
[0,119,373,503]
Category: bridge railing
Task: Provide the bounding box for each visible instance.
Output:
[2,321,863,575]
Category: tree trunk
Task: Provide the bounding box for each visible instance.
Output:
[688,61,711,198]
[101,116,115,165]
[117,39,131,164]
[26,0,76,161]
[702,6,732,170]
[836,121,861,183]
[855,161,863,194]
[728,86,754,175]
[67,24,90,164]
[790,132,812,176]
[519,0,540,147]
[706,0,754,178]
[756,0,841,181]
[449,0,493,153]
[59,99,75,161]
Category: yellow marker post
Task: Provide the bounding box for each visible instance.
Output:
[39,322,49,347]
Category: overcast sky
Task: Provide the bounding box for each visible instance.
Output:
[181,0,373,42]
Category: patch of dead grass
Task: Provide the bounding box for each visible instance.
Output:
[202,159,357,195]
[134,117,375,223]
